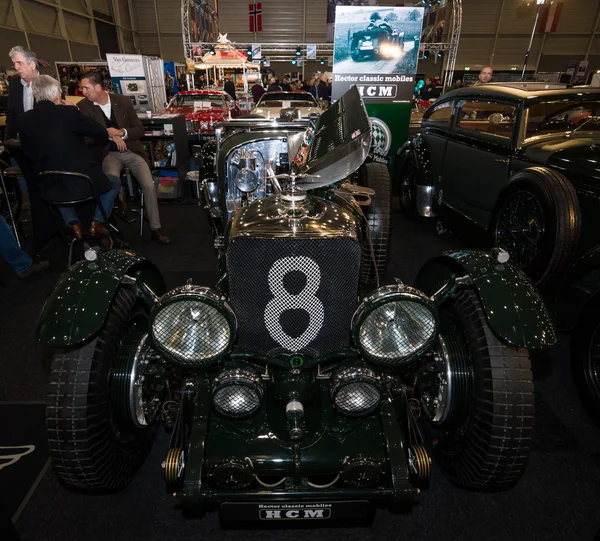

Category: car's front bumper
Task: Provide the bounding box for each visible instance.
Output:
[173,378,416,512]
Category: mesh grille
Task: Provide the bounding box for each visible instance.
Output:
[360,301,436,363]
[334,382,380,416]
[213,385,261,418]
[227,237,361,357]
[152,300,230,364]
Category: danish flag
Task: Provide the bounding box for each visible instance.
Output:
[249,3,262,32]
[539,2,563,33]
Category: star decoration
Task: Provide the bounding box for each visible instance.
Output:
[217,33,230,44]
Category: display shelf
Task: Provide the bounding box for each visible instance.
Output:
[141,114,189,200]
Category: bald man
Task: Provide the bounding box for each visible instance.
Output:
[475,66,493,85]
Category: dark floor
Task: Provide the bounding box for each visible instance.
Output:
[2,201,600,541]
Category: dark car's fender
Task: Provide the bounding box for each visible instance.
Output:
[395,136,433,187]
[551,245,600,333]
[37,250,166,348]
[414,250,557,350]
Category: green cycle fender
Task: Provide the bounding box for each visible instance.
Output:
[37,249,166,348]
[414,250,557,350]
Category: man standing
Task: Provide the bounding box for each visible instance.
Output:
[223,76,236,100]
[281,77,291,91]
[475,66,493,85]
[6,45,57,257]
[5,46,38,139]
[267,77,282,92]
[78,72,171,244]
[251,80,265,102]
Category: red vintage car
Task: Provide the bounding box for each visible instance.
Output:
[164,90,241,141]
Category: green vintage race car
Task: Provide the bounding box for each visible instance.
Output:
[37,87,556,522]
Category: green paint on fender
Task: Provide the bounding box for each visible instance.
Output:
[415,250,557,350]
[37,250,166,348]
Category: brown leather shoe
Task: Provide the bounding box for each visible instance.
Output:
[90,221,110,236]
[151,229,171,245]
[71,223,84,239]
[17,260,50,279]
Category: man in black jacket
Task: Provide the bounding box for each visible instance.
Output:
[223,76,237,100]
[17,75,119,239]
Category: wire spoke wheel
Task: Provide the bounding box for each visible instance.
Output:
[495,190,545,269]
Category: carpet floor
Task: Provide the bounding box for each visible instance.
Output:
[1,201,600,541]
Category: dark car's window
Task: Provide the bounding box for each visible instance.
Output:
[525,100,600,139]
[423,101,453,126]
[455,100,517,140]
[169,94,225,108]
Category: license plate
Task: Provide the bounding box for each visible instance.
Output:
[220,500,371,522]
[361,41,373,47]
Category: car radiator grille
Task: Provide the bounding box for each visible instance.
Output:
[227,237,361,358]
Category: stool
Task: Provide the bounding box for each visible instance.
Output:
[0,167,21,248]
[38,171,120,267]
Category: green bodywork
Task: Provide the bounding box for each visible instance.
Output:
[177,365,415,507]
[415,250,557,350]
[36,250,166,348]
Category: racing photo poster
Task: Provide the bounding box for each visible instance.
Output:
[331,6,424,104]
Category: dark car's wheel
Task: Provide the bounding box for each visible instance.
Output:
[357,161,391,285]
[572,295,600,425]
[46,288,162,492]
[416,288,534,491]
[491,167,580,290]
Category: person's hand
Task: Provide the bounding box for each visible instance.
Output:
[61,99,76,106]
[113,136,127,152]
[107,127,123,138]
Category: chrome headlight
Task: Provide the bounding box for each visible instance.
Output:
[330,364,380,417]
[352,285,437,365]
[213,366,264,418]
[150,285,236,366]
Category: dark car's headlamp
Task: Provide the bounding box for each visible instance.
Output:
[213,366,264,418]
[330,363,381,417]
[352,285,438,366]
[150,285,236,366]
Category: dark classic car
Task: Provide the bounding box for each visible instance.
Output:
[36,87,556,523]
[396,83,600,290]
[350,20,405,62]
[164,90,241,140]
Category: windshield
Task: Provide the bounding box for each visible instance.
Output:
[169,94,226,108]
[258,93,317,107]
[525,100,600,139]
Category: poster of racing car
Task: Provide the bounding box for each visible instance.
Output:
[332,6,423,103]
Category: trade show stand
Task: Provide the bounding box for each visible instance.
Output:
[140,114,189,200]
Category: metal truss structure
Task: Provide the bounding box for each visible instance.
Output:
[417,0,462,89]
[184,41,335,64]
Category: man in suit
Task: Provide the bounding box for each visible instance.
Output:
[5,45,57,256]
[78,72,171,244]
[223,76,237,101]
[17,75,120,239]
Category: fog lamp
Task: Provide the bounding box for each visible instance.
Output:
[330,364,380,417]
[213,366,264,418]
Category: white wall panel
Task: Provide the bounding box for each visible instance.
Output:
[118,0,132,29]
[61,0,88,15]
[0,0,19,28]
[156,0,182,33]
[21,0,61,36]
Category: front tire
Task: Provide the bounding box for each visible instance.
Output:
[418,289,534,490]
[46,288,159,492]
[357,161,391,285]
[491,167,580,290]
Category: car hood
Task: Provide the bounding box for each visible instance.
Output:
[521,135,600,179]
[164,106,228,120]
[252,106,322,119]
